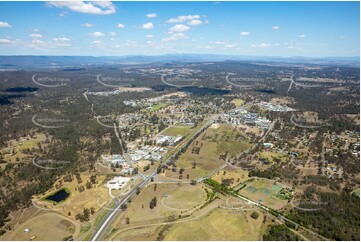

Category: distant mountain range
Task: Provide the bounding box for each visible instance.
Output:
[0,54,359,70]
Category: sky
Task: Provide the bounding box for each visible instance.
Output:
[0,1,359,57]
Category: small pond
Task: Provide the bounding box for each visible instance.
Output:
[44,188,70,203]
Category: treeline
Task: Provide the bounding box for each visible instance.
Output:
[263,224,300,241]
[287,192,360,241]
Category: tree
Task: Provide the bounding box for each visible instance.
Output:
[85,181,92,189]
[126,217,130,224]
[190,179,197,185]
[251,211,259,219]
[149,196,157,209]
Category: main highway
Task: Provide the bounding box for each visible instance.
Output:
[90,112,219,241]
[86,90,257,241]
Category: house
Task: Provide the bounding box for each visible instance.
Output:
[263,143,274,148]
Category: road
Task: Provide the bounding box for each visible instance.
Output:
[90,168,157,241]
[90,113,217,241]
[90,102,278,241]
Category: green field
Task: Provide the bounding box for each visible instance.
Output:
[161,125,192,137]
[149,103,169,111]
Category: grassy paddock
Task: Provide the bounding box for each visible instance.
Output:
[163,208,265,240]
[161,125,192,137]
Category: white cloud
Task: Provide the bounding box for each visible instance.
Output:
[298,34,306,38]
[146,13,157,18]
[272,26,280,30]
[30,33,43,38]
[53,37,70,41]
[82,23,94,27]
[0,21,12,28]
[240,31,250,36]
[167,15,200,23]
[188,19,202,26]
[109,32,116,37]
[225,44,236,48]
[259,43,272,47]
[52,37,71,46]
[0,39,12,44]
[46,1,116,15]
[141,22,154,29]
[210,41,226,45]
[117,23,125,28]
[252,43,280,48]
[59,12,67,17]
[146,34,153,38]
[32,39,46,45]
[169,24,190,33]
[91,40,104,47]
[90,31,105,37]
[162,33,188,42]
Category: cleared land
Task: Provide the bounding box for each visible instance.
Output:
[149,103,169,112]
[110,183,207,227]
[163,208,265,240]
[231,98,245,107]
[1,132,49,163]
[168,124,252,179]
[33,174,110,220]
[238,178,289,210]
[161,125,192,137]
[211,166,249,187]
[1,212,78,241]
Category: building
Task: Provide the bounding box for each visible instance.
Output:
[106,176,131,190]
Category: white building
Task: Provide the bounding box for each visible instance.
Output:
[106,176,131,190]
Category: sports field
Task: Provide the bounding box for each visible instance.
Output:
[238,178,289,210]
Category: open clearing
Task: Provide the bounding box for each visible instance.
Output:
[238,178,289,210]
[161,125,192,137]
[170,124,252,179]
[1,212,78,241]
[111,183,207,227]
[149,103,169,111]
[33,174,110,220]
[1,132,48,163]
[211,166,249,187]
[163,208,265,240]
[231,98,245,107]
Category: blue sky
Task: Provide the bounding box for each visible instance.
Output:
[0,1,359,57]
